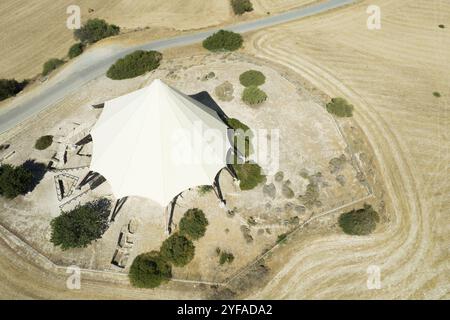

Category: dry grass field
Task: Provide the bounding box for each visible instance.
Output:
[0,0,318,80]
[245,0,449,299]
[0,0,231,80]
[252,0,318,14]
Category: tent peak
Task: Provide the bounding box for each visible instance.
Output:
[150,78,166,88]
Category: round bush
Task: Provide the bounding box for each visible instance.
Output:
[242,85,267,105]
[179,208,209,240]
[42,58,64,76]
[203,30,243,52]
[219,251,235,265]
[50,199,110,250]
[231,0,254,15]
[338,204,379,235]
[68,43,84,59]
[326,97,354,117]
[34,135,53,150]
[74,19,120,44]
[160,233,195,267]
[129,251,172,288]
[239,70,266,87]
[0,164,33,199]
[0,79,28,101]
[233,162,266,190]
[107,50,162,80]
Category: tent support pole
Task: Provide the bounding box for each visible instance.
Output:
[77,171,98,190]
[225,164,239,181]
[165,193,181,235]
[110,197,127,222]
[213,173,226,209]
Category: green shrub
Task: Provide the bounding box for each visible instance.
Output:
[50,199,110,250]
[438,24,445,29]
[198,185,213,195]
[74,19,120,44]
[326,97,354,117]
[0,79,28,101]
[227,118,253,159]
[129,251,172,288]
[231,0,254,15]
[338,204,379,236]
[34,135,53,150]
[277,233,288,244]
[239,70,265,87]
[179,208,209,240]
[219,251,235,265]
[433,92,441,98]
[68,42,84,59]
[160,233,195,267]
[203,30,243,52]
[0,164,33,199]
[233,162,265,190]
[242,85,267,105]
[106,50,162,80]
[247,216,257,226]
[42,58,64,76]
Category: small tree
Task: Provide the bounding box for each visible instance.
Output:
[219,251,235,265]
[0,79,27,101]
[0,164,33,199]
[338,204,380,235]
[68,42,84,59]
[42,58,64,76]
[74,19,120,44]
[129,251,172,288]
[231,0,254,15]
[242,85,267,105]
[239,70,265,87]
[198,185,213,195]
[326,97,354,117]
[203,30,243,52]
[34,135,53,150]
[179,208,209,240]
[106,50,162,80]
[233,162,266,190]
[160,233,195,267]
[50,199,110,250]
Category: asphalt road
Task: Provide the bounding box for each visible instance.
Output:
[0,0,355,134]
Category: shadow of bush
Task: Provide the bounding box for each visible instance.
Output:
[22,159,47,193]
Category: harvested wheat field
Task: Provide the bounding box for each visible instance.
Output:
[244,0,449,299]
[0,0,318,81]
[252,0,318,14]
[0,0,232,80]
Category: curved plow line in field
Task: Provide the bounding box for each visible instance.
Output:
[246,28,441,299]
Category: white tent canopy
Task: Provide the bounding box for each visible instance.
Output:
[89,79,231,207]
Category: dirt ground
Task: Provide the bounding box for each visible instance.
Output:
[244,0,449,299]
[0,51,368,298]
[0,0,318,80]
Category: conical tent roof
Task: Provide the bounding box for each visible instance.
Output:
[90,79,230,207]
